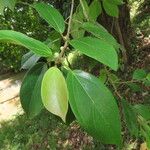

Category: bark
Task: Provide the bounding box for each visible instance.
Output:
[98,0,133,65]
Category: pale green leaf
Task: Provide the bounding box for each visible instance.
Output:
[147,73,150,81]
[41,67,68,122]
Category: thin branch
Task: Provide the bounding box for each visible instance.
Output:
[105,68,122,100]
[114,80,141,84]
[56,0,74,64]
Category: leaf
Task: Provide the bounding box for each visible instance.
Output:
[133,69,147,80]
[134,104,150,120]
[89,0,102,21]
[80,0,89,19]
[139,117,150,149]
[0,0,16,15]
[45,31,61,53]
[0,30,52,57]
[147,73,150,81]
[70,37,118,71]
[67,70,122,145]
[99,69,107,83]
[106,0,123,5]
[127,83,142,92]
[41,67,68,122]
[20,63,48,118]
[34,2,65,33]
[71,5,85,39]
[121,99,139,137]
[102,0,119,17]
[82,22,119,49]
[21,51,41,70]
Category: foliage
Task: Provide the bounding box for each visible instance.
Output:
[0,0,52,73]
[0,0,149,148]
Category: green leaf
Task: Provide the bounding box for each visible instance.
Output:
[134,104,150,120]
[99,69,107,83]
[34,2,65,33]
[20,63,48,118]
[80,0,89,19]
[71,6,85,39]
[133,69,147,80]
[82,22,119,49]
[0,0,16,15]
[127,83,142,92]
[121,99,139,137]
[21,51,41,70]
[41,67,68,122]
[106,0,123,5]
[102,0,119,17]
[45,31,61,53]
[147,73,150,81]
[70,37,118,71]
[89,0,102,21]
[139,117,150,148]
[0,30,52,57]
[67,70,122,145]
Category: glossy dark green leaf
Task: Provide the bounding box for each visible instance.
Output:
[82,22,119,49]
[70,37,118,71]
[21,51,41,70]
[67,70,122,145]
[102,0,119,17]
[134,104,150,120]
[121,99,139,137]
[0,0,16,15]
[20,63,48,118]
[0,30,52,57]
[41,67,68,122]
[34,3,65,33]
[89,0,102,21]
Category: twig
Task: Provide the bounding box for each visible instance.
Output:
[56,0,74,64]
[114,80,141,84]
[105,68,122,100]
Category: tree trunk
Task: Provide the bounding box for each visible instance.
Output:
[99,0,133,66]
